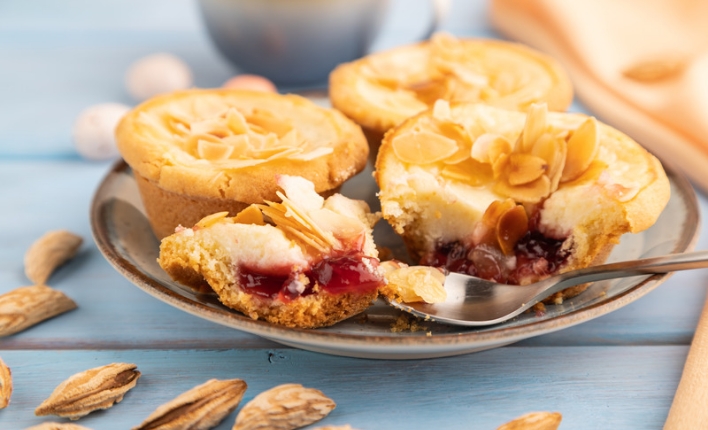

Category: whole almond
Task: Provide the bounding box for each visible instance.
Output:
[133,378,247,430]
[35,363,141,420]
[24,230,83,285]
[0,357,11,408]
[0,285,77,337]
[233,383,335,430]
[25,423,93,430]
[497,411,562,430]
[313,426,357,430]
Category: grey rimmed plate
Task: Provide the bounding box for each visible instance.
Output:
[91,159,699,359]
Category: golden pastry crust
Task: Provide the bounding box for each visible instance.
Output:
[158,176,383,328]
[329,33,573,144]
[116,89,368,238]
[375,102,670,300]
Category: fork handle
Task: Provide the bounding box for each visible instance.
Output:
[555,250,708,289]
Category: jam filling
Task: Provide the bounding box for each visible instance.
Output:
[237,253,383,302]
[421,231,570,285]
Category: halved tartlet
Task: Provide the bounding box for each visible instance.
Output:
[375,101,670,302]
[329,33,573,151]
[158,175,383,328]
[116,89,368,239]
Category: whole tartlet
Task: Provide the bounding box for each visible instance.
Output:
[329,32,573,151]
[116,89,369,239]
[375,100,670,303]
[158,175,383,328]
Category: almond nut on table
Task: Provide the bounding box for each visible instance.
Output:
[35,363,141,420]
[497,411,563,430]
[233,383,336,430]
[133,378,247,430]
[25,423,94,430]
[0,356,11,409]
[24,230,83,285]
[0,285,77,337]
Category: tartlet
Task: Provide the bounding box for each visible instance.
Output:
[329,33,573,151]
[158,175,383,328]
[116,89,369,239]
[375,100,670,302]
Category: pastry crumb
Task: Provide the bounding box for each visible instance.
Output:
[391,314,428,333]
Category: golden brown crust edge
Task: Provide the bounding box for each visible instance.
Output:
[330,38,574,136]
[374,104,670,301]
[116,89,369,203]
[158,229,377,328]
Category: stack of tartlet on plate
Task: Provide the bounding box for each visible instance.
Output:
[115,33,670,328]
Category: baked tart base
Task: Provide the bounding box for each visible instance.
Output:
[158,175,383,328]
[330,32,573,151]
[116,89,368,239]
[375,101,670,302]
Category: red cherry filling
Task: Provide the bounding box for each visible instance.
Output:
[421,231,569,285]
[237,253,383,302]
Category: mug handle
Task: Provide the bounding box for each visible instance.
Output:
[421,0,452,40]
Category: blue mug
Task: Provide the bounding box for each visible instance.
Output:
[198,0,449,85]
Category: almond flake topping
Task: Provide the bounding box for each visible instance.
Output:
[380,261,447,304]
[390,102,601,205]
[190,175,376,257]
[139,98,333,168]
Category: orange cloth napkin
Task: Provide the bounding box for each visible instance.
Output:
[490,0,708,193]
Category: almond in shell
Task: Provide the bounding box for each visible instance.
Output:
[233,383,335,430]
[0,356,11,409]
[497,411,562,430]
[35,363,141,420]
[0,285,77,337]
[133,378,247,430]
[24,230,83,285]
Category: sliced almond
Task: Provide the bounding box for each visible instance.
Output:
[233,205,266,226]
[471,133,512,164]
[233,384,335,430]
[390,131,458,164]
[496,205,529,255]
[407,78,449,105]
[197,140,235,161]
[24,230,83,285]
[492,153,510,180]
[494,175,552,203]
[195,211,230,229]
[521,103,548,152]
[0,285,77,337]
[225,108,249,135]
[0,357,11,409]
[432,99,451,120]
[562,117,599,182]
[497,411,562,430]
[441,159,493,186]
[506,153,548,186]
[531,133,566,192]
[246,109,293,137]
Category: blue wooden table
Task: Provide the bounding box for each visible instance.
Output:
[2,1,707,429]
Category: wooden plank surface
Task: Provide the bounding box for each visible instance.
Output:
[2,0,708,429]
[0,346,689,429]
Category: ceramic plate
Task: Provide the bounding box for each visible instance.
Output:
[91,158,699,359]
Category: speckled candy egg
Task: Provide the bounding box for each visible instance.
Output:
[73,103,131,160]
[125,53,193,101]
